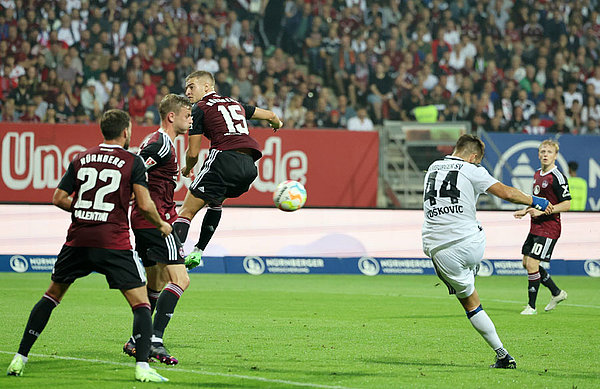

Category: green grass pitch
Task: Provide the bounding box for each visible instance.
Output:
[1,273,599,388]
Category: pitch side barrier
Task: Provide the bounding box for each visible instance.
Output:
[2,255,599,277]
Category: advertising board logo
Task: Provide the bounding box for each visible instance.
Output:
[477,260,494,277]
[253,137,308,193]
[9,255,28,273]
[358,256,380,276]
[2,132,85,190]
[492,140,569,206]
[243,256,265,275]
[584,260,600,277]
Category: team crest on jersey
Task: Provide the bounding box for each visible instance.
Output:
[179,246,185,258]
[144,157,157,168]
[533,185,540,195]
[542,180,549,188]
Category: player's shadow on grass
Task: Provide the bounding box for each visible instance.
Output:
[363,357,481,369]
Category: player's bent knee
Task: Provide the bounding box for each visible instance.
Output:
[46,282,70,302]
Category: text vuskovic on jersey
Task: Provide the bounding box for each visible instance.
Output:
[427,204,464,218]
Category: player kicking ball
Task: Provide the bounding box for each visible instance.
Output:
[422,134,553,369]
[514,139,570,315]
[171,70,283,268]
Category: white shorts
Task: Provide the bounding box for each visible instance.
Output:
[429,231,486,299]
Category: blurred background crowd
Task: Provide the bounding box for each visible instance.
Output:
[1,0,600,134]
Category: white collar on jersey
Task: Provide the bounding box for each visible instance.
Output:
[539,166,557,176]
[157,128,176,148]
[98,143,124,149]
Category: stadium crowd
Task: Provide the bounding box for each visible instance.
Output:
[0,0,600,134]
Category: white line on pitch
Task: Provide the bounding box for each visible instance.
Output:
[0,350,355,389]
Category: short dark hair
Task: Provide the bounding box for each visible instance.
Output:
[159,94,192,121]
[185,70,215,86]
[568,161,579,172]
[100,109,130,140]
[455,134,485,159]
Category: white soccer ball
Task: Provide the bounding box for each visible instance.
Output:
[273,180,307,212]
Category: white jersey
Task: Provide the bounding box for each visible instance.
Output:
[422,156,499,255]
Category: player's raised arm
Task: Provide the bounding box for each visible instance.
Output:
[487,182,554,214]
[251,107,283,131]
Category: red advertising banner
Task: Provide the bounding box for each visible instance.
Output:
[0,123,378,207]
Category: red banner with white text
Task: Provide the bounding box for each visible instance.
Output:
[0,123,378,207]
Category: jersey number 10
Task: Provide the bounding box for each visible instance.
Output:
[424,170,461,206]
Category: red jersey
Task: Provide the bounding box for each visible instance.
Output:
[58,144,148,250]
[190,91,261,160]
[131,129,179,229]
[530,166,571,239]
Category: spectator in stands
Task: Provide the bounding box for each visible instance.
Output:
[548,109,572,134]
[347,107,374,131]
[508,106,527,133]
[581,95,600,124]
[563,79,584,110]
[80,80,101,120]
[9,75,32,113]
[581,118,600,135]
[54,92,73,123]
[368,62,393,124]
[128,84,150,124]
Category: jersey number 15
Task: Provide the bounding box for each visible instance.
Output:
[424,170,460,206]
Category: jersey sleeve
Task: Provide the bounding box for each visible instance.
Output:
[552,171,572,202]
[131,155,149,188]
[189,103,205,136]
[138,137,168,171]
[57,161,76,194]
[471,165,500,194]
[242,104,256,119]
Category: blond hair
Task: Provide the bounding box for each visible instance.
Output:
[539,139,559,153]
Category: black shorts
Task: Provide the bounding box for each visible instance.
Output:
[51,245,146,290]
[521,233,558,262]
[134,229,185,267]
[189,149,258,205]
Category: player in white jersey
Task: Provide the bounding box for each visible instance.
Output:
[422,134,553,369]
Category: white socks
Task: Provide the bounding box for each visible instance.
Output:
[468,309,504,351]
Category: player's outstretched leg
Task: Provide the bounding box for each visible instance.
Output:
[8,287,64,377]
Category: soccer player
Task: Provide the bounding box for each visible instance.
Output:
[172,70,283,269]
[122,94,192,365]
[422,134,553,369]
[513,140,571,315]
[7,110,170,383]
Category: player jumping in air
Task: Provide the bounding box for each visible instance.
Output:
[7,110,170,382]
[172,70,283,269]
[123,94,192,365]
[514,139,570,315]
[422,134,553,369]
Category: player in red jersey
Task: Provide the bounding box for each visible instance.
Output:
[514,139,571,315]
[172,70,283,268]
[122,94,192,365]
[7,110,171,383]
